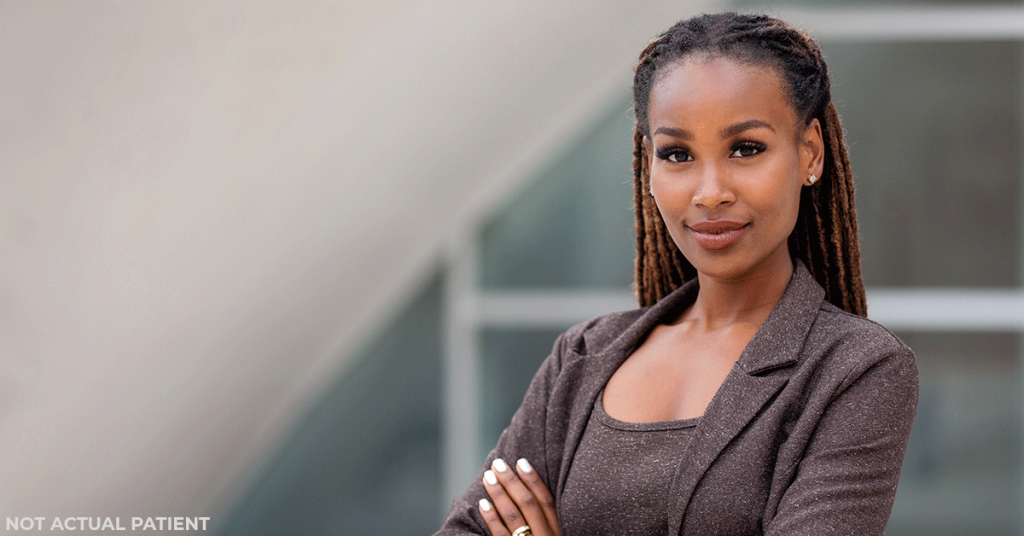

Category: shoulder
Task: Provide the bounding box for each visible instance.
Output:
[519,305,654,405]
[555,306,650,357]
[553,277,699,359]
[802,301,917,390]
[811,301,911,355]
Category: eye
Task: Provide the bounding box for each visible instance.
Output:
[655,147,693,163]
[730,142,766,158]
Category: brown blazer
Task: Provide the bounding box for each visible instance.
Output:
[437,262,918,535]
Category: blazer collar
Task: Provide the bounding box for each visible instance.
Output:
[554,282,698,494]
[736,260,825,374]
[578,260,825,372]
[555,261,827,509]
[665,261,826,534]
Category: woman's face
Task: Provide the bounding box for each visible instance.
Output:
[646,56,823,283]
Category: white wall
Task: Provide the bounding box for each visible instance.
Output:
[0,0,717,528]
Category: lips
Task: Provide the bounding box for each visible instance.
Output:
[687,220,749,250]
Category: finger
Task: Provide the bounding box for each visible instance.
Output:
[478,498,511,536]
[490,458,552,535]
[515,458,560,536]
[482,467,529,535]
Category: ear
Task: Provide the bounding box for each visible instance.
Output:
[801,118,825,185]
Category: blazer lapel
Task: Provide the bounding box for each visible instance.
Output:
[666,263,825,534]
[553,279,701,496]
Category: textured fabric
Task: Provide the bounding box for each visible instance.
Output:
[435,262,918,536]
[559,390,698,535]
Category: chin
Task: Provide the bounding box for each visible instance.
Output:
[688,257,752,282]
[690,253,789,284]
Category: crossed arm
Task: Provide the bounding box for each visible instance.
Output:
[476,457,561,536]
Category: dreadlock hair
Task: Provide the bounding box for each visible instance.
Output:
[632,12,867,316]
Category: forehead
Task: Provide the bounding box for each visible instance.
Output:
[648,56,797,133]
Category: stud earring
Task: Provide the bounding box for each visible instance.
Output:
[807,174,818,185]
[649,188,655,196]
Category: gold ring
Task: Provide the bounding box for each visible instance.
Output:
[511,526,531,536]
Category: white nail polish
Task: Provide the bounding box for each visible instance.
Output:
[493,458,509,472]
[517,458,533,473]
[484,470,497,485]
[479,498,492,512]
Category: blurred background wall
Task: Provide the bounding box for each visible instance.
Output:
[2,1,1024,535]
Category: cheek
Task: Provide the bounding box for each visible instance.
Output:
[769,160,806,220]
[749,168,804,235]
[649,164,693,201]
[777,184,804,232]
[648,174,689,242]
[649,172,689,224]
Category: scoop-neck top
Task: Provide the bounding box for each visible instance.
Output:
[559,389,700,536]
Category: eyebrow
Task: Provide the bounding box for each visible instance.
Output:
[653,119,775,140]
[722,119,774,138]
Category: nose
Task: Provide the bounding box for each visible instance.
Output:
[691,163,735,209]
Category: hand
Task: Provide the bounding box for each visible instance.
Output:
[478,458,561,536]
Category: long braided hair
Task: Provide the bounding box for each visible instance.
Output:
[632,12,867,316]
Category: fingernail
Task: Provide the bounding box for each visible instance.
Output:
[479,498,492,512]
[483,470,497,485]
[517,458,533,473]
[492,458,509,472]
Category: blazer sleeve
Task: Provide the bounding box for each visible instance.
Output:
[765,342,918,536]
[434,330,571,535]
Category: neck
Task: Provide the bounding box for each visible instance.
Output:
[683,255,795,330]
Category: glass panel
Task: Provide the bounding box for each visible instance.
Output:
[480,327,569,451]
[888,332,1022,535]
[483,42,1024,289]
[824,41,1022,287]
[480,97,635,290]
[216,276,443,535]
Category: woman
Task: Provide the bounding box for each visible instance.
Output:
[436,12,917,536]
